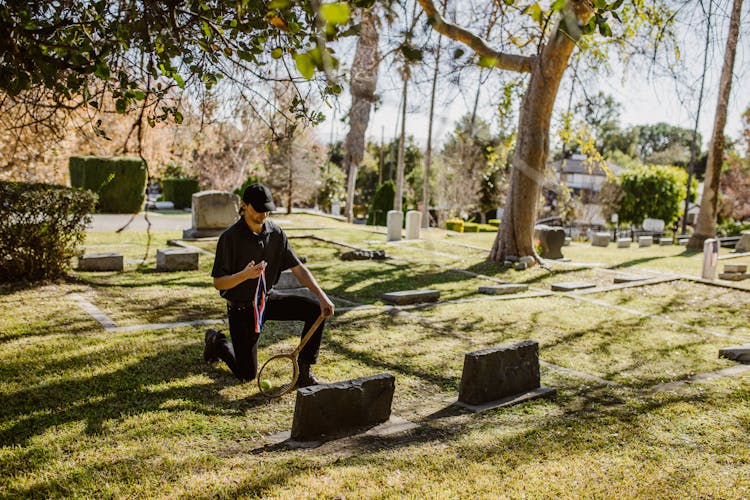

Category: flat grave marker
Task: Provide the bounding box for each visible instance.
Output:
[381,289,440,305]
[551,281,597,292]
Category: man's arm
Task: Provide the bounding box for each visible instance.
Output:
[290,264,335,317]
[213,260,266,290]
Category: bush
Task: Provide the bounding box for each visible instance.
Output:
[463,222,479,232]
[488,219,501,227]
[161,178,200,209]
[0,181,96,283]
[446,218,464,232]
[477,223,498,232]
[69,156,147,213]
[233,174,261,199]
[367,181,395,226]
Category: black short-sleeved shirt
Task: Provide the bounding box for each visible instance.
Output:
[211,218,301,303]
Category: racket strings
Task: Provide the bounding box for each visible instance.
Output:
[258,355,298,397]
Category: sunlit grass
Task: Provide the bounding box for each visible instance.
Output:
[2,220,750,497]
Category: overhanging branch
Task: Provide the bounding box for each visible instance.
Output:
[416,0,535,73]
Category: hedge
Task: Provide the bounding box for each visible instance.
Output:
[367,181,395,226]
[446,218,464,232]
[0,181,96,282]
[69,156,146,213]
[161,178,200,209]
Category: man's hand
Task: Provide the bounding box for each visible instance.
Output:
[243,260,266,279]
[319,294,335,318]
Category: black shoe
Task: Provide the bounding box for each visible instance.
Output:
[203,329,220,363]
[296,364,323,388]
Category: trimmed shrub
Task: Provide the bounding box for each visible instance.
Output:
[233,174,261,199]
[446,218,464,232]
[0,181,96,282]
[463,222,479,232]
[69,156,147,213]
[477,223,498,232]
[162,178,200,209]
[488,219,501,227]
[367,181,395,226]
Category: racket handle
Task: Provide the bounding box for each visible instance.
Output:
[292,314,325,356]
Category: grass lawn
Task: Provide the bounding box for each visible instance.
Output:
[2,214,749,498]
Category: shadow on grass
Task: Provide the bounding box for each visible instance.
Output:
[0,342,270,448]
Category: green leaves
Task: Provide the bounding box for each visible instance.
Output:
[319,3,350,25]
[523,3,544,24]
[478,55,498,68]
[294,52,315,79]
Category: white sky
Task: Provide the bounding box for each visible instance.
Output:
[316,2,750,153]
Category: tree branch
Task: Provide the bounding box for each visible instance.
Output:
[416,0,535,73]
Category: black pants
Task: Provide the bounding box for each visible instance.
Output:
[216,294,324,381]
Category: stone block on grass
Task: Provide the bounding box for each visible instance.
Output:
[381,289,440,305]
[478,284,529,295]
[724,264,748,274]
[616,238,632,248]
[156,247,199,271]
[591,232,610,247]
[457,340,555,409]
[290,373,395,441]
[550,281,596,292]
[719,345,750,363]
[659,238,674,246]
[77,253,124,272]
[638,235,653,247]
[275,269,302,289]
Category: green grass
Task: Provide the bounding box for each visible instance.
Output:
[2,215,750,498]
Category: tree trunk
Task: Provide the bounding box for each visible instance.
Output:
[687,0,742,249]
[343,10,380,223]
[423,29,442,228]
[394,66,409,212]
[489,7,591,262]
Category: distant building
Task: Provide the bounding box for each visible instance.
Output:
[544,153,624,227]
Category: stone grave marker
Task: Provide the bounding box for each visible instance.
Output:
[613,274,647,284]
[457,340,555,411]
[551,281,596,292]
[183,190,240,239]
[719,263,750,281]
[290,373,395,442]
[638,235,653,247]
[701,238,719,280]
[734,231,750,253]
[386,210,402,242]
[478,284,529,295]
[405,210,421,240]
[591,232,610,247]
[381,289,440,305]
[535,225,565,259]
[719,345,750,363]
[77,253,124,272]
[616,238,632,248]
[156,247,199,271]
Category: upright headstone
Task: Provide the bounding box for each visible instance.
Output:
[535,225,565,259]
[701,238,719,280]
[591,232,610,247]
[331,199,341,216]
[405,210,421,240]
[290,373,395,441]
[386,210,402,242]
[183,190,240,238]
[458,340,555,408]
[735,231,750,253]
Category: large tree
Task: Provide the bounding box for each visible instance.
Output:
[417,0,599,263]
[343,9,380,223]
[688,0,743,249]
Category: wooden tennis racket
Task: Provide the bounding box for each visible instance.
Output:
[257,314,325,398]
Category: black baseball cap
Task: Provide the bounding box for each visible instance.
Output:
[242,183,276,212]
